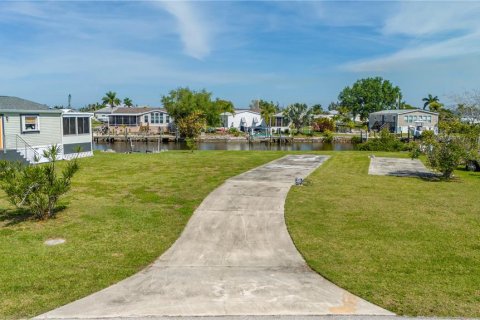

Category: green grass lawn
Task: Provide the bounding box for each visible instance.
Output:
[285,152,480,317]
[0,151,284,319]
[2,150,479,318]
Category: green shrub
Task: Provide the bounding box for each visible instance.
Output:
[0,145,79,220]
[313,117,335,133]
[412,136,466,179]
[350,136,363,145]
[357,128,406,151]
[228,127,241,137]
[323,130,334,143]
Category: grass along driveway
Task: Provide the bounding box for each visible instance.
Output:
[0,151,284,319]
[285,152,480,317]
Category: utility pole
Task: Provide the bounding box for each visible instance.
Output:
[68,94,71,108]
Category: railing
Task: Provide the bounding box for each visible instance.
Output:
[15,135,41,163]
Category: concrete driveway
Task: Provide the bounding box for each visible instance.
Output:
[37,155,393,318]
[368,157,435,178]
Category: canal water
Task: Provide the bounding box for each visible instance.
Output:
[93,141,355,152]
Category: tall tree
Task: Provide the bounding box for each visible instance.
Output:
[452,90,480,124]
[311,104,323,115]
[422,94,439,110]
[210,99,235,126]
[283,103,313,130]
[258,100,278,130]
[161,87,231,132]
[338,77,401,121]
[428,101,443,112]
[123,97,133,107]
[102,91,121,108]
[328,101,339,111]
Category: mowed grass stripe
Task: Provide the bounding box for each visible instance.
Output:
[0,151,284,319]
[285,152,480,317]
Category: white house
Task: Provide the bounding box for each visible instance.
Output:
[220,109,290,133]
[269,112,290,133]
[93,106,118,123]
[221,110,262,132]
[107,107,172,133]
[0,96,93,164]
[369,109,439,134]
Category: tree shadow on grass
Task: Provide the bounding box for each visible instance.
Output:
[386,170,442,182]
[0,208,33,226]
[0,205,67,227]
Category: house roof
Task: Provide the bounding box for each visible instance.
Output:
[94,106,118,114]
[111,107,167,115]
[221,109,260,116]
[370,109,439,116]
[0,96,61,113]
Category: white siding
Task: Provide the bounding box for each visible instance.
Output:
[3,112,62,149]
[63,133,92,145]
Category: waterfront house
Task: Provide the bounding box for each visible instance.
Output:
[0,96,93,164]
[369,109,439,134]
[268,112,290,133]
[220,109,290,133]
[94,106,118,123]
[220,110,262,132]
[107,107,171,134]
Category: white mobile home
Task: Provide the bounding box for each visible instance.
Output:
[221,110,262,132]
[220,109,290,133]
[107,107,171,133]
[0,96,93,164]
[369,109,439,134]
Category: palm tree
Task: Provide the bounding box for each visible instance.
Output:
[259,101,277,136]
[123,97,133,107]
[422,94,439,110]
[428,101,443,112]
[283,103,313,131]
[102,91,121,108]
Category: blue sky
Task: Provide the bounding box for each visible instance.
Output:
[1,1,479,109]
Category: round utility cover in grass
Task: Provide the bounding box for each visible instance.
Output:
[44,238,66,246]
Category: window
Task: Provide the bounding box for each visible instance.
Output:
[63,117,90,135]
[21,115,40,132]
[151,112,160,124]
[408,115,413,123]
[166,114,170,123]
[160,113,164,124]
[404,116,408,122]
[63,117,76,135]
[427,116,432,123]
[144,115,148,123]
[77,117,90,134]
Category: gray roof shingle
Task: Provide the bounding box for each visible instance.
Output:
[0,96,52,111]
[112,107,166,115]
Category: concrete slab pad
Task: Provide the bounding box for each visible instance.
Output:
[37,155,393,319]
[368,157,435,178]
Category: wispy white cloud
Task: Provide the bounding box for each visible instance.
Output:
[383,2,480,36]
[342,2,480,72]
[342,31,480,72]
[154,2,212,60]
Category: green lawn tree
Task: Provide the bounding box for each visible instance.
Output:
[338,77,401,121]
[411,131,466,180]
[161,87,234,149]
[0,145,80,219]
